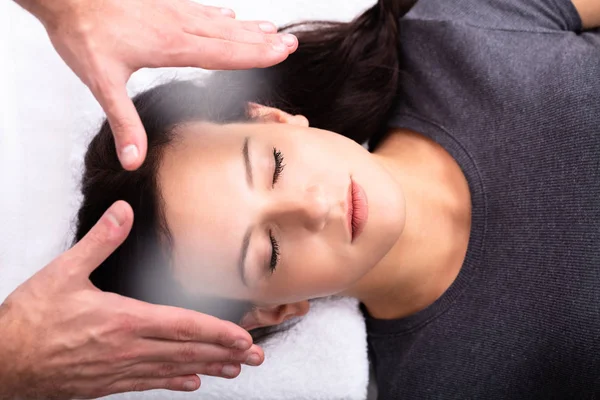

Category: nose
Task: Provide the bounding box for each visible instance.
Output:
[267,184,331,231]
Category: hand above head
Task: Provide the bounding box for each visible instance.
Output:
[0,201,264,400]
[15,0,298,170]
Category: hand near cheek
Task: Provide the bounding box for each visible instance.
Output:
[19,0,298,170]
[0,201,264,400]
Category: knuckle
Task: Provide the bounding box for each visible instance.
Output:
[175,320,198,341]
[131,379,150,392]
[228,349,240,362]
[218,27,236,41]
[87,222,113,247]
[261,33,277,44]
[208,362,223,376]
[162,378,177,391]
[109,118,135,137]
[116,314,139,334]
[162,34,179,51]
[215,328,233,347]
[156,363,176,378]
[116,349,140,362]
[178,343,198,363]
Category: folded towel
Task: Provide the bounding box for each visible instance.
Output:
[104,297,368,400]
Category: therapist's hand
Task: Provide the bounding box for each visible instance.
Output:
[0,201,263,400]
[16,0,297,170]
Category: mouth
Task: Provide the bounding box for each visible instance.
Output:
[346,177,369,242]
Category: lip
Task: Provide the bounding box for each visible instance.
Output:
[346,177,369,242]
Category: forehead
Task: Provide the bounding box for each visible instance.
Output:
[157,122,252,296]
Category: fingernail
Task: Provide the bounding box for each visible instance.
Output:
[259,22,276,33]
[120,144,139,167]
[220,8,235,17]
[183,381,198,391]
[233,339,250,350]
[272,43,287,53]
[246,354,262,366]
[105,206,126,227]
[281,34,297,47]
[222,364,239,378]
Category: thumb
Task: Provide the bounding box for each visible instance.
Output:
[65,201,134,277]
[93,80,148,171]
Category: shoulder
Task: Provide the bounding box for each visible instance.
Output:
[405,0,582,32]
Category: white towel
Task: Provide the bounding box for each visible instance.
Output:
[104,297,368,400]
[0,1,374,399]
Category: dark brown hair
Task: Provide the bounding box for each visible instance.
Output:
[75,0,413,325]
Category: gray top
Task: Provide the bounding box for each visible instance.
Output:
[365,0,600,398]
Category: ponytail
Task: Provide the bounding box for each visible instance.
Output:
[214,0,415,145]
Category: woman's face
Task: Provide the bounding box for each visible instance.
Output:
[158,109,405,306]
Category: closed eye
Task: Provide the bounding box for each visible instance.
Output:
[272,147,285,187]
[269,147,285,273]
[269,229,280,274]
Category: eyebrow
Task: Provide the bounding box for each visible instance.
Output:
[243,136,253,188]
[239,137,253,287]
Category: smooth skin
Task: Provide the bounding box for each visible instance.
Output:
[1,0,296,398]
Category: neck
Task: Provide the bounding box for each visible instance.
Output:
[346,129,472,319]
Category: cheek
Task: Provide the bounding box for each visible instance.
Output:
[296,130,363,164]
[266,237,367,301]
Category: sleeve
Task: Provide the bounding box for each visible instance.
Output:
[407,0,583,32]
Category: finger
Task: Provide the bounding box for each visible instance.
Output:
[236,20,278,34]
[55,201,133,277]
[184,1,236,19]
[184,20,294,46]
[129,361,242,379]
[137,338,264,365]
[106,374,201,395]
[92,82,148,170]
[174,37,296,70]
[186,17,279,35]
[136,303,254,349]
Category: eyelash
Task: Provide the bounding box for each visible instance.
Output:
[272,147,285,187]
[269,230,280,274]
[269,148,285,273]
